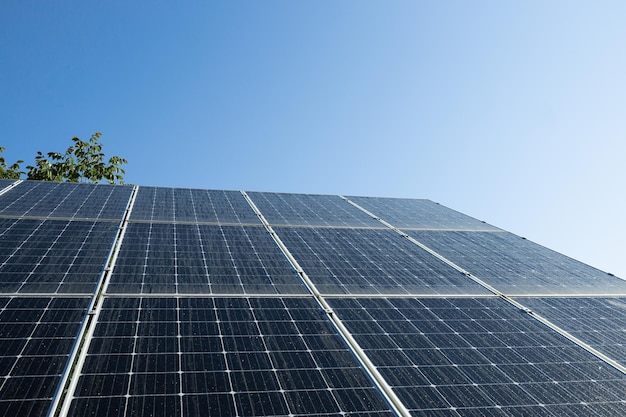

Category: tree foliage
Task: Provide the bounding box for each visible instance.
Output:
[0,133,127,184]
[0,148,24,180]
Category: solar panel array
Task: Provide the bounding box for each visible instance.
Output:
[0,181,625,417]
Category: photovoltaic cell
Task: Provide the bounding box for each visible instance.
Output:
[329,297,626,416]
[516,297,626,366]
[0,181,132,220]
[130,187,260,224]
[108,224,307,295]
[347,196,500,231]
[0,219,119,294]
[0,297,89,417]
[274,227,489,295]
[246,192,382,227]
[407,231,626,295]
[68,297,394,417]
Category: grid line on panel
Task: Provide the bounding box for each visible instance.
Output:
[129,187,260,224]
[343,195,501,231]
[329,297,626,416]
[520,302,626,376]
[0,218,121,295]
[188,190,212,293]
[406,230,626,296]
[272,227,490,296]
[0,296,90,417]
[65,297,396,417]
[516,297,626,369]
[242,191,411,417]
[344,196,596,297]
[0,181,132,221]
[55,185,139,417]
[245,192,383,228]
[343,196,626,297]
[108,222,307,295]
[342,196,626,377]
[341,197,499,292]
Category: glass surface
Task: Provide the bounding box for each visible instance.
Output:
[108,224,307,295]
[347,196,500,231]
[0,297,89,417]
[275,227,489,295]
[247,192,382,227]
[0,219,119,294]
[0,181,132,220]
[408,230,626,295]
[130,187,260,224]
[69,297,394,417]
[330,297,626,416]
[516,297,626,366]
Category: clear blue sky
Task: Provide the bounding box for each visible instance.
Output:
[2,1,625,279]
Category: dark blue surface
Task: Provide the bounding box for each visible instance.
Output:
[0,297,89,417]
[407,230,626,295]
[517,297,626,366]
[0,180,16,191]
[0,181,132,220]
[247,192,382,227]
[0,219,119,294]
[108,224,306,295]
[130,187,260,224]
[275,227,488,295]
[69,297,395,417]
[2,182,625,416]
[330,297,626,416]
[347,196,500,231]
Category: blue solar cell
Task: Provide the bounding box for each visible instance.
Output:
[274,227,489,295]
[329,297,626,416]
[247,192,382,227]
[0,219,119,294]
[347,196,500,231]
[130,187,260,224]
[0,297,89,417]
[68,297,394,417]
[407,230,626,295]
[108,223,306,295]
[517,297,626,367]
[0,181,132,220]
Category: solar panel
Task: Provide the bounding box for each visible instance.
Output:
[516,297,626,366]
[246,192,382,227]
[346,196,500,231]
[0,219,120,294]
[0,296,90,417]
[130,187,261,224]
[1,181,625,417]
[274,227,489,295]
[107,224,307,295]
[66,296,395,417]
[0,181,132,220]
[406,230,626,295]
[329,297,626,416]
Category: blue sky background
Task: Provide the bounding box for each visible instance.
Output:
[2,1,625,279]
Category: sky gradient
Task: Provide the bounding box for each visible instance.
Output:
[2,1,625,279]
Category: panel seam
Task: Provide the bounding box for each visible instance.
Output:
[340,195,626,376]
[52,184,139,417]
[241,191,412,417]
